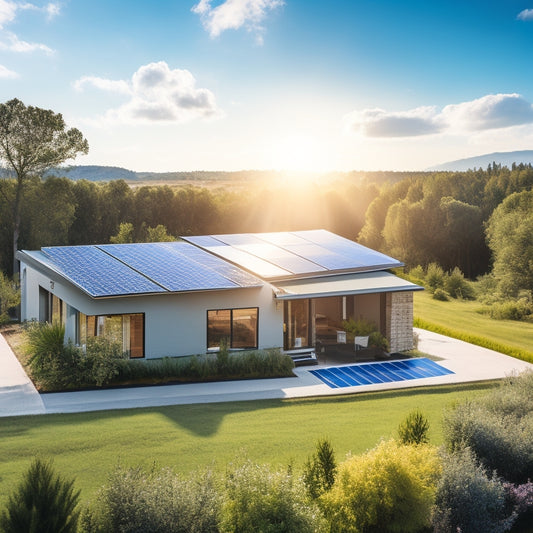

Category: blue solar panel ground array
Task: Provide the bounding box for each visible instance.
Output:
[310,358,454,389]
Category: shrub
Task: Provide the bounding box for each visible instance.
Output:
[84,337,127,386]
[444,267,475,299]
[489,299,533,321]
[303,438,337,500]
[432,448,516,533]
[25,323,127,390]
[398,409,429,445]
[432,288,449,301]
[116,348,294,384]
[0,457,80,533]
[80,464,220,533]
[221,460,324,533]
[443,371,533,483]
[321,439,441,533]
[407,265,425,285]
[425,262,446,292]
[341,317,376,336]
[25,321,65,368]
[368,330,389,351]
[504,480,533,530]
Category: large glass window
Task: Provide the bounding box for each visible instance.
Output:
[207,308,258,350]
[284,299,311,350]
[79,313,144,358]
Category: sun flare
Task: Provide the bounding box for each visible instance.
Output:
[271,135,328,172]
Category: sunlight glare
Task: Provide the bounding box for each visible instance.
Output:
[271,135,329,172]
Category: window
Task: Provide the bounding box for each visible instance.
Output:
[39,287,66,324]
[78,313,144,358]
[207,308,258,350]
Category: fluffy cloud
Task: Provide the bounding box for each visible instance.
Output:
[441,93,533,131]
[0,0,58,52]
[74,61,222,124]
[345,106,441,137]
[0,63,18,78]
[192,0,284,43]
[0,0,16,28]
[517,8,533,21]
[345,94,533,138]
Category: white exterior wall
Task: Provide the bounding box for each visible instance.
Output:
[20,261,283,358]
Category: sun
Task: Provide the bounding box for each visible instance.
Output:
[271,135,328,172]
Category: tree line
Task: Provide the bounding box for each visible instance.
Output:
[0,163,532,296]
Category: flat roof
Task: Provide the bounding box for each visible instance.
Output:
[272,271,423,300]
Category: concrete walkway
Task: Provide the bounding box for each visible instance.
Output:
[1,328,532,418]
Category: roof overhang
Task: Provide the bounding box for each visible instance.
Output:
[272,271,423,300]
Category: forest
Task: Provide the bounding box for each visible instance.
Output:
[0,162,532,300]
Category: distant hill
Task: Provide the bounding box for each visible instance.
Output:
[45,165,139,181]
[428,150,533,171]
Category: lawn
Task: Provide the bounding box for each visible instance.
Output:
[414,291,533,361]
[0,381,497,506]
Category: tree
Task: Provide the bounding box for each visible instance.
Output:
[0,457,80,533]
[303,438,337,499]
[486,190,533,296]
[0,98,88,274]
[109,222,134,244]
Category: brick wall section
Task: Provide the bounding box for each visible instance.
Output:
[385,291,414,353]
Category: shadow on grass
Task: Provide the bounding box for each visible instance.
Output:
[0,380,500,441]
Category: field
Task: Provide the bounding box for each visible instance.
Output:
[414,290,533,362]
[0,381,497,506]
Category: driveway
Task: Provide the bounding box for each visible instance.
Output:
[1,328,532,418]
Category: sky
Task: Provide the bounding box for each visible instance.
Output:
[1,0,533,173]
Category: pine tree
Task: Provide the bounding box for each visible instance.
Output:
[0,457,80,533]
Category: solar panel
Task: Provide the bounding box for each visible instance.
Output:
[184,230,402,280]
[310,359,454,389]
[163,242,262,288]
[41,246,166,298]
[100,242,262,292]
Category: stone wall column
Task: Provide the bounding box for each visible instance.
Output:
[385,291,414,353]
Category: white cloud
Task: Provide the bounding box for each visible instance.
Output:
[0,30,53,53]
[345,94,533,138]
[73,76,132,95]
[517,8,533,21]
[345,106,441,137]
[192,0,284,42]
[45,2,60,20]
[441,93,533,131]
[0,63,18,78]
[0,0,17,28]
[74,61,222,124]
[0,0,58,52]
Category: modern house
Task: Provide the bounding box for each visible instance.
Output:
[17,230,422,362]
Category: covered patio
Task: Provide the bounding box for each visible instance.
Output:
[273,271,423,364]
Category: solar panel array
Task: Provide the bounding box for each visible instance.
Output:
[310,358,454,389]
[184,229,403,280]
[39,242,262,298]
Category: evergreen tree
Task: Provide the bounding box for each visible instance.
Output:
[0,457,80,533]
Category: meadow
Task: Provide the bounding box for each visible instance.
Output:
[414,291,533,362]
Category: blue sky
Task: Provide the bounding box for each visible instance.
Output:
[1,0,533,172]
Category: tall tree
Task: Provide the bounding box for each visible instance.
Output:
[0,99,88,274]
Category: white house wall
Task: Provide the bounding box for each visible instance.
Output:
[20,261,283,358]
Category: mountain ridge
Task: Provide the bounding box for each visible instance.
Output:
[428,150,533,171]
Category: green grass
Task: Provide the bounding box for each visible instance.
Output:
[0,381,497,506]
[414,291,533,363]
